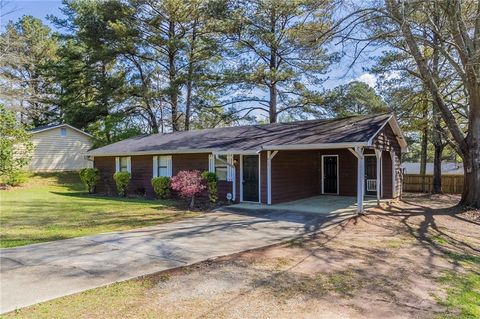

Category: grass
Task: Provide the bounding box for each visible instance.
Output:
[436,272,480,319]
[431,229,480,319]
[0,172,199,248]
[3,278,159,319]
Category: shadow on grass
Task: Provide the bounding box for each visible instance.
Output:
[365,194,480,271]
[30,172,85,191]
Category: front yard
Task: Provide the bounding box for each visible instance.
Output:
[0,173,198,248]
[4,193,479,319]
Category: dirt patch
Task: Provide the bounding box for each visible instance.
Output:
[7,193,479,319]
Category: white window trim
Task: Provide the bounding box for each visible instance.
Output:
[213,154,236,201]
[153,155,172,178]
[321,155,339,195]
[267,151,278,205]
[115,156,131,173]
[239,154,261,203]
[208,154,215,173]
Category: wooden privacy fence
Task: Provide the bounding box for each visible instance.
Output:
[403,174,464,194]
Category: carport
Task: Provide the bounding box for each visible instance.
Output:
[228,195,390,215]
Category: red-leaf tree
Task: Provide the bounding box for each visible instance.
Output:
[171,170,206,208]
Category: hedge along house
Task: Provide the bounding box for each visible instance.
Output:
[86,114,407,213]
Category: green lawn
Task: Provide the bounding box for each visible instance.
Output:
[0,172,198,248]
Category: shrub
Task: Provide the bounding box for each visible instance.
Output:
[79,168,99,193]
[171,170,206,208]
[201,171,218,203]
[0,105,34,183]
[151,176,171,199]
[113,171,131,197]
[4,171,28,186]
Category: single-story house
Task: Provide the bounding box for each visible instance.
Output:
[87,114,407,212]
[401,162,464,175]
[28,124,93,171]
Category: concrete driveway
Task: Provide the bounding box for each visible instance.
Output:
[0,199,357,314]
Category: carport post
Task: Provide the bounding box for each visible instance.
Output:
[375,149,382,206]
[267,151,278,205]
[349,146,365,214]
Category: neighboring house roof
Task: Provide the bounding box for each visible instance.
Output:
[87,113,407,157]
[30,124,93,138]
[401,162,464,175]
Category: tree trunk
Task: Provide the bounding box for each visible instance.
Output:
[386,0,479,207]
[420,105,428,192]
[184,23,197,131]
[268,6,277,124]
[432,143,443,194]
[431,106,443,194]
[460,91,480,207]
[269,84,277,123]
[168,20,179,132]
[430,21,443,195]
[189,196,195,209]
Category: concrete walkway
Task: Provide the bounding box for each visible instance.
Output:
[0,203,355,314]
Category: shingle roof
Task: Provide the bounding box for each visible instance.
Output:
[87,114,397,156]
[29,124,93,137]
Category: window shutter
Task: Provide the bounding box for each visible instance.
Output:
[227,155,234,181]
[166,155,172,177]
[126,157,132,173]
[208,154,215,173]
[115,157,120,172]
[152,156,158,178]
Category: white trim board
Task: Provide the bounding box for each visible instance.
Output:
[31,124,93,138]
[321,155,339,195]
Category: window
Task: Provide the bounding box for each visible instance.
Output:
[60,127,67,137]
[158,156,170,177]
[215,155,228,181]
[153,155,172,177]
[119,157,129,172]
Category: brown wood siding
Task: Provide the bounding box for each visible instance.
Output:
[218,181,233,201]
[372,124,402,198]
[269,148,392,204]
[94,156,116,195]
[172,153,208,174]
[382,151,393,198]
[130,155,154,196]
[329,149,358,197]
[270,150,320,204]
[260,152,267,203]
[94,153,235,199]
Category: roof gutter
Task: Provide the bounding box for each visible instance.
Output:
[261,142,368,151]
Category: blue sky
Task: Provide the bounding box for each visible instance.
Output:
[0,0,379,91]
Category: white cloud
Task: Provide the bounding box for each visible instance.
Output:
[354,73,377,88]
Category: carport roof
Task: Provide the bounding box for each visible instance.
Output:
[87,113,406,156]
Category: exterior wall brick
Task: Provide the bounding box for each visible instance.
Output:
[93,123,402,202]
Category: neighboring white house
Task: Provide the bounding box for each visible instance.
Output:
[401,162,464,175]
[28,124,93,171]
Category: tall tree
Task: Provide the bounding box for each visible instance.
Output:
[385,0,479,206]
[0,16,59,126]
[229,0,334,123]
[323,81,387,117]
[332,0,479,207]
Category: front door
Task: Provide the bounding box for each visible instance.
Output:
[242,155,259,202]
[323,156,338,194]
[365,156,377,195]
